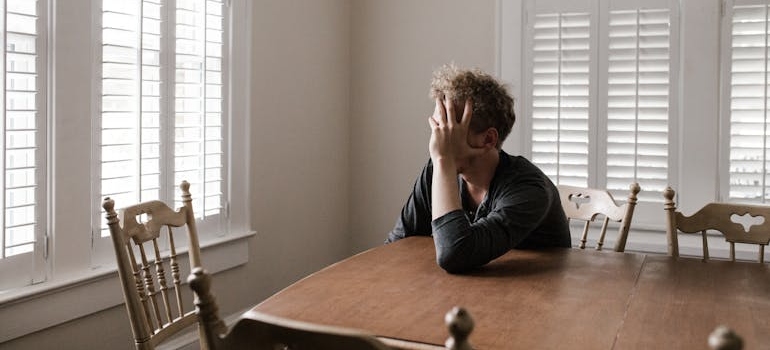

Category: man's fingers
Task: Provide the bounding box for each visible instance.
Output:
[433,97,447,125]
[445,97,456,126]
[461,98,473,126]
[428,116,438,129]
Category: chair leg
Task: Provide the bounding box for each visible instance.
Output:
[579,221,590,249]
[596,217,610,251]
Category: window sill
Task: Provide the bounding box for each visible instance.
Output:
[0,230,255,343]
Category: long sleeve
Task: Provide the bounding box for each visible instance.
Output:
[386,161,434,243]
[431,180,559,273]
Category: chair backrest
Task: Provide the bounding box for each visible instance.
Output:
[557,182,640,252]
[103,181,204,350]
[187,268,475,350]
[663,187,770,262]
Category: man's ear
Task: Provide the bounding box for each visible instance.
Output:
[483,128,499,149]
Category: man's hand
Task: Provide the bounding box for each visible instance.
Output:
[428,97,484,169]
[428,97,487,220]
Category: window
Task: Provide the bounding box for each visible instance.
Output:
[723,0,770,203]
[0,0,47,290]
[96,0,226,258]
[0,0,248,296]
[522,0,678,215]
[0,0,250,341]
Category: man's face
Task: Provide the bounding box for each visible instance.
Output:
[455,129,490,174]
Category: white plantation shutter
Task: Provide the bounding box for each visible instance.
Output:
[0,0,46,288]
[726,1,770,202]
[531,12,592,187]
[605,6,672,202]
[173,0,224,216]
[525,0,676,207]
[100,0,163,236]
[98,0,225,240]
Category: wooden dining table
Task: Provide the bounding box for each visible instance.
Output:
[252,236,770,349]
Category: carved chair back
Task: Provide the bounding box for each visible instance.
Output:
[103,181,204,350]
[558,183,640,252]
[664,187,770,262]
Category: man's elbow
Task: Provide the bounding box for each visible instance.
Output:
[436,247,475,274]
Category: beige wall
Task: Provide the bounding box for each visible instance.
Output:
[349,0,498,252]
[1,1,500,348]
[248,0,352,299]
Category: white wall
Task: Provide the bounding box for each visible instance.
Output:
[349,0,499,252]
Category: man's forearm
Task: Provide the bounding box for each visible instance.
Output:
[431,158,461,220]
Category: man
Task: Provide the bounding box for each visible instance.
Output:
[387,64,571,273]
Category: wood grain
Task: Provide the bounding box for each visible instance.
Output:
[613,256,770,349]
[254,237,645,349]
[253,237,770,349]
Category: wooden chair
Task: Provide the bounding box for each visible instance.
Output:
[558,183,640,252]
[663,187,770,262]
[103,181,206,350]
[187,267,474,350]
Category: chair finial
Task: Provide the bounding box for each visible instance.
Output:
[630,182,640,193]
[180,180,193,210]
[663,186,675,202]
[445,306,473,350]
[188,267,211,295]
[103,197,115,212]
[188,267,228,337]
[179,180,192,202]
[709,325,743,350]
[102,197,119,225]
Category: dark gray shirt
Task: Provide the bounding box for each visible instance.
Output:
[387,151,571,273]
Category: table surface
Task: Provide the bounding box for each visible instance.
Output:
[253,237,770,349]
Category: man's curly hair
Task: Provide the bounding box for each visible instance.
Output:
[430,64,515,149]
